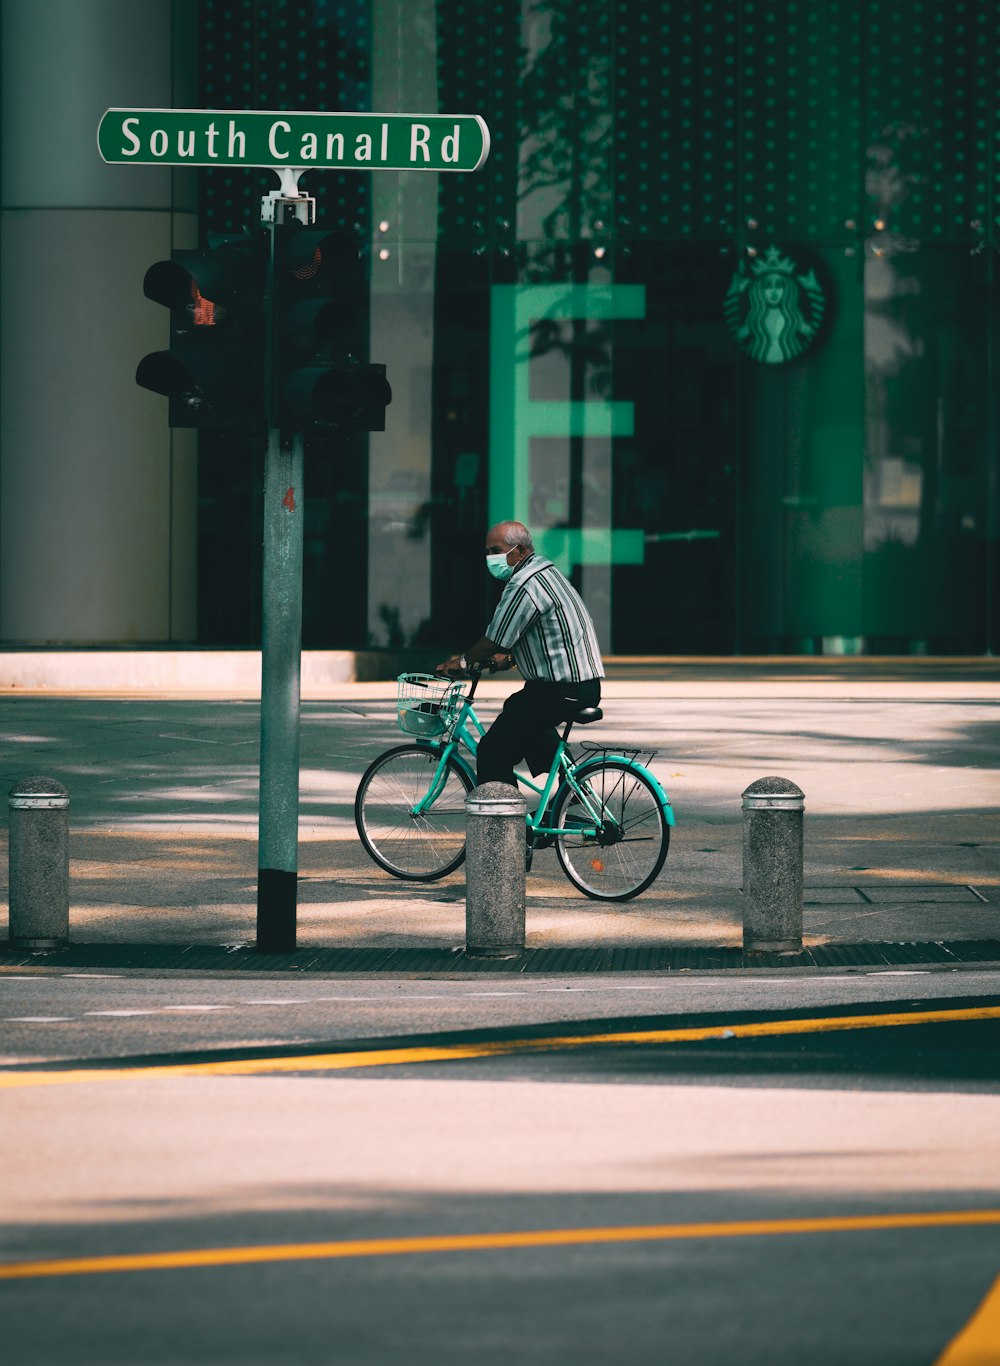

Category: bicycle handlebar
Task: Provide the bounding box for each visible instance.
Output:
[433,658,504,702]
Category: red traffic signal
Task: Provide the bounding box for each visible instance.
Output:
[136,237,266,435]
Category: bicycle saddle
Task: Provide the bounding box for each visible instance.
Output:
[572,706,603,724]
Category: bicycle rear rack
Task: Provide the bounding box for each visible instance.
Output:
[575,743,657,767]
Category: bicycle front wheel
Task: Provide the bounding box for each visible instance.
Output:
[553,759,669,901]
[355,744,473,881]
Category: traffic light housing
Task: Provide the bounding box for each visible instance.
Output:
[272,223,391,434]
[137,235,266,436]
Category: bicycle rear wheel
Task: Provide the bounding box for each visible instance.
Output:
[355,744,473,880]
[553,759,669,901]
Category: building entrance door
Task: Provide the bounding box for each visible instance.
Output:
[611,243,738,654]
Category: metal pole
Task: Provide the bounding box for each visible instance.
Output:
[255,428,304,953]
[255,183,311,955]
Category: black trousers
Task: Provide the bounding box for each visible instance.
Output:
[476,678,602,789]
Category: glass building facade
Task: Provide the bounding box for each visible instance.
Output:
[194,0,999,657]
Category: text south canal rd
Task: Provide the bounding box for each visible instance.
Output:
[97,108,490,173]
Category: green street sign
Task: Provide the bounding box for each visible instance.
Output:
[98,107,490,173]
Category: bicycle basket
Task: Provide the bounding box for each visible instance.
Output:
[396,673,466,738]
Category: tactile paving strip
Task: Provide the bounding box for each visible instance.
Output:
[2,939,1000,974]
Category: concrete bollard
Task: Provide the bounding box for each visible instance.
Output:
[465,782,526,958]
[742,776,804,954]
[8,777,70,949]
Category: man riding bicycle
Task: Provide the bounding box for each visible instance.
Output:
[437,520,605,790]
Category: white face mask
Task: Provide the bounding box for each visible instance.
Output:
[486,550,515,581]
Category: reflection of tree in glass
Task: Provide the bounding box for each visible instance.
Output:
[514,1,615,564]
[516,1,615,391]
[517,0,611,246]
[863,125,923,378]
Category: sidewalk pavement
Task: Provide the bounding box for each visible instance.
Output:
[1,663,999,973]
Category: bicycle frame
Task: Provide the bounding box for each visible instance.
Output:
[410,689,675,834]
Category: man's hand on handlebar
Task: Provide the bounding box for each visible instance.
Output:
[434,655,480,677]
[435,651,514,678]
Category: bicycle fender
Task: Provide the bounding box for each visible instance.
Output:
[630,760,676,826]
[566,755,676,827]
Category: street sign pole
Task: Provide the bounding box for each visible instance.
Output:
[109,107,490,955]
[256,425,304,952]
[255,175,312,953]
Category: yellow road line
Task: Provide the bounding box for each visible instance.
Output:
[2,1003,999,1089]
[933,1270,1000,1365]
[2,1210,1000,1282]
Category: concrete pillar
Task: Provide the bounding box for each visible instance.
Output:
[742,776,804,953]
[8,777,69,949]
[0,0,199,644]
[465,783,526,958]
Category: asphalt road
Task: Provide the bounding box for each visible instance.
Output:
[3,967,1000,1062]
[3,971,1000,1365]
[2,679,999,1361]
[2,687,999,949]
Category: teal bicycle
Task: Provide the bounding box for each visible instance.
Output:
[354,667,675,901]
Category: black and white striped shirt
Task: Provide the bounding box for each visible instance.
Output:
[486,556,605,683]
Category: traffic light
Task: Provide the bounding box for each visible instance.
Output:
[272,223,391,434]
[136,235,266,436]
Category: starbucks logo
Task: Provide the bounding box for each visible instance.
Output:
[723,245,826,364]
